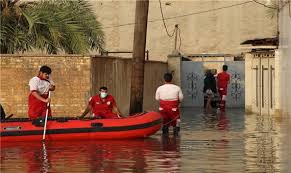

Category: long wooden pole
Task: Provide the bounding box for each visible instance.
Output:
[42,91,51,141]
[130,0,149,114]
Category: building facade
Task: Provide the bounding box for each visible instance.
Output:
[89,0,277,61]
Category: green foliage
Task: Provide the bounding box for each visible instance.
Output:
[0,0,105,54]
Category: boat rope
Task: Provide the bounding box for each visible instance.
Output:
[162,115,180,126]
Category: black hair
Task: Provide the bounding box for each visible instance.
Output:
[205,70,212,77]
[164,73,173,82]
[99,86,108,91]
[40,65,52,74]
[223,65,228,71]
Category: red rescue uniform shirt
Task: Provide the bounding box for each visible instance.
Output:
[89,94,118,119]
[28,76,52,120]
[217,71,230,95]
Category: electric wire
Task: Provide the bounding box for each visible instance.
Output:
[158,0,176,37]
[178,27,182,50]
[252,0,278,9]
[101,1,254,29]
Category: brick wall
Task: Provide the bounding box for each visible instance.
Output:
[0,55,167,117]
[0,55,91,117]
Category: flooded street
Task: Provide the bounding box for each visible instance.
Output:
[181,108,291,173]
[1,108,291,173]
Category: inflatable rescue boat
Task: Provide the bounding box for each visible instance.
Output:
[0,111,162,142]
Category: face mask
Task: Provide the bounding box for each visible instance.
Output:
[100,92,108,98]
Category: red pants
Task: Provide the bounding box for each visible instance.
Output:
[218,87,227,111]
[28,94,51,120]
[218,87,227,96]
[159,100,179,127]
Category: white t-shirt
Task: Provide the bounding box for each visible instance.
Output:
[155,83,183,101]
[29,76,54,95]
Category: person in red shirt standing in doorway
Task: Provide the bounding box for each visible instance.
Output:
[28,65,55,120]
[155,73,183,135]
[79,86,122,119]
[217,65,230,112]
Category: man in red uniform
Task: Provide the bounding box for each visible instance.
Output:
[79,86,122,119]
[28,65,55,120]
[155,73,183,135]
[217,65,230,111]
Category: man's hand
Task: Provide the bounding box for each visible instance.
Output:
[49,85,55,91]
[44,98,51,103]
[117,114,126,118]
[77,116,84,120]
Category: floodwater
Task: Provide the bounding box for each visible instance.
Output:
[1,108,291,173]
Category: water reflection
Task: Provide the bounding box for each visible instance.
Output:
[200,111,230,130]
[181,108,291,173]
[1,136,181,173]
[217,111,230,131]
[244,113,283,173]
[1,108,291,173]
[159,135,181,173]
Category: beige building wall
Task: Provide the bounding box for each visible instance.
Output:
[89,0,277,61]
[244,53,253,113]
[0,55,167,117]
[278,1,291,117]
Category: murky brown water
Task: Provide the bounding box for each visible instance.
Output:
[1,108,291,173]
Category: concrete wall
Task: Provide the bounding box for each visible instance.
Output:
[0,55,167,117]
[278,1,291,117]
[88,0,277,61]
[91,56,167,115]
[167,54,181,86]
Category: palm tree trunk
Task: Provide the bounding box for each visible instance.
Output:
[0,46,8,54]
[129,0,149,114]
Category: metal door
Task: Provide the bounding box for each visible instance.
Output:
[261,57,275,115]
[249,55,275,115]
[181,61,245,107]
[251,57,261,113]
[181,62,204,107]
[269,58,275,115]
[261,58,270,115]
[225,61,245,107]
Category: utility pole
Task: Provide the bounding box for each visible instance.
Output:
[129,0,149,114]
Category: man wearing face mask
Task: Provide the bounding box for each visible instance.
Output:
[79,86,122,119]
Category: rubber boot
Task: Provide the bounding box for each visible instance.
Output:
[220,100,226,112]
[173,126,180,136]
[162,126,169,135]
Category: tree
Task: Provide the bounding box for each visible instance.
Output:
[0,0,105,54]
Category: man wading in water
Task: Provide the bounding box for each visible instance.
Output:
[155,73,183,135]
